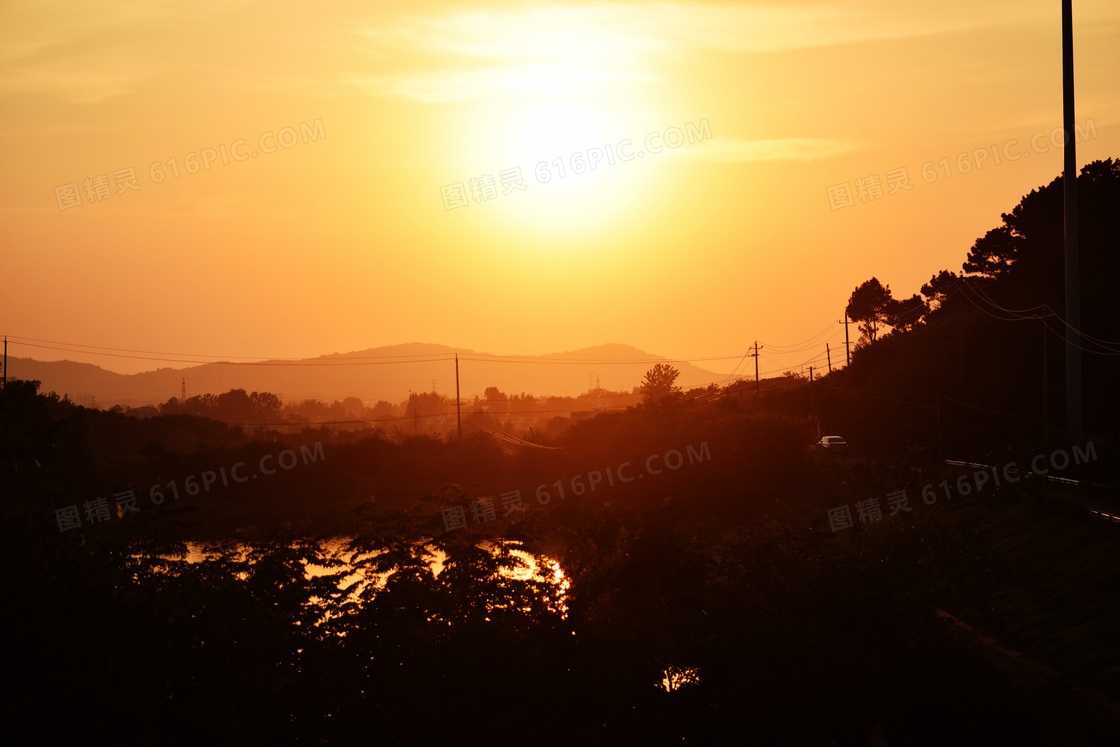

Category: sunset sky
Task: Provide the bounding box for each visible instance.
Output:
[2,0,1118,384]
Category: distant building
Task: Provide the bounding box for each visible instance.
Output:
[589,392,641,410]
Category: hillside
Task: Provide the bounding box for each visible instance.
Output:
[766,159,1120,462]
[5,342,725,407]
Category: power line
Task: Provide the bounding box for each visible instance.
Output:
[940,394,1042,426]
[813,380,935,409]
[1045,314,1120,349]
[457,354,744,365]
[954,280,1047,323]
[954,281,1120,355]
[8,341,455,367]
[1038,315,1120,356]
[2,335,456,362]
[468,415,564,450]
[760,320,841,352]
[148,403,633,428]
[708,349,752,390]
[958,277,1048,315]
[6,336,751,368]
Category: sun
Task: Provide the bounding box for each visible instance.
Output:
[502,102,607,166]
[470,96,654,236]
[419,7,666,239]
[456,89,658,238]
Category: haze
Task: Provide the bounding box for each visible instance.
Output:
[3,0,1117,376]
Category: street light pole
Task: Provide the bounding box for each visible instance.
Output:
[1062,0,1083,439]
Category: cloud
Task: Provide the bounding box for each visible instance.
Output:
[345,65,656,103]
[2,1,1093,105]
[0,1,179,102]
[348,1,1058,102]
[673,136,858,162]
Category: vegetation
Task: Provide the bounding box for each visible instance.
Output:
[639,362,682,403]
[4,368,1118,744]
[808,159,1120,458]
[4,162,1119,744]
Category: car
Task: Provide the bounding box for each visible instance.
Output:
[816,435,849,453]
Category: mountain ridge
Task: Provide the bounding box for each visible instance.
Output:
[6,342,730,407]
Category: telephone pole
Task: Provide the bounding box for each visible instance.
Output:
[2,336,6,388]
[826,343,832,373]
[1062,0,1083,439]
[808,366,815,424]
[839,316,851,366]
[181,377,186,402]
[935,392,942,463]
[748,342,763,396]
[1041,317,1049,446]
[959,304,965,384]
[455,354,462,443]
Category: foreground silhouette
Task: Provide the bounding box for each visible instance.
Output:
[3,374,1118,745]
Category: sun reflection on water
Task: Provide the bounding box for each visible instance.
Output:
[660,665,701,693]
[145,539,571,624]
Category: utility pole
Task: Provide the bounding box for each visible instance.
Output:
[2,336,6,388]
[455,354,462,443]
[839,316,851,366]
[808,365,814,419]
[935,392,942,464]
[959,304,966,384]
[181,377,186,402]
[1062,0,1083,439]
[749,341,763,396]
[826,343,832,373]
[1041,317,1048,446]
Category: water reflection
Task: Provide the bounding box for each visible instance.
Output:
[140,538,570,622]
[660,665,701,692]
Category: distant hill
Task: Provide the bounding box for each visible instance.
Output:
[6,342,728,408]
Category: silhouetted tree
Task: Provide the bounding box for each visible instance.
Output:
[216,388,255,421]
[920,269,959,311]
[883,294,929,333]
[640,363,681,403]
[158,388,283,423]
[368,400,395,418]
[250,391,283,420]
[963,226,1020,279]
[404,391,446,419]
[846,277,894,343]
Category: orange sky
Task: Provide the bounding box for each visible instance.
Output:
[2,0,1118,383]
